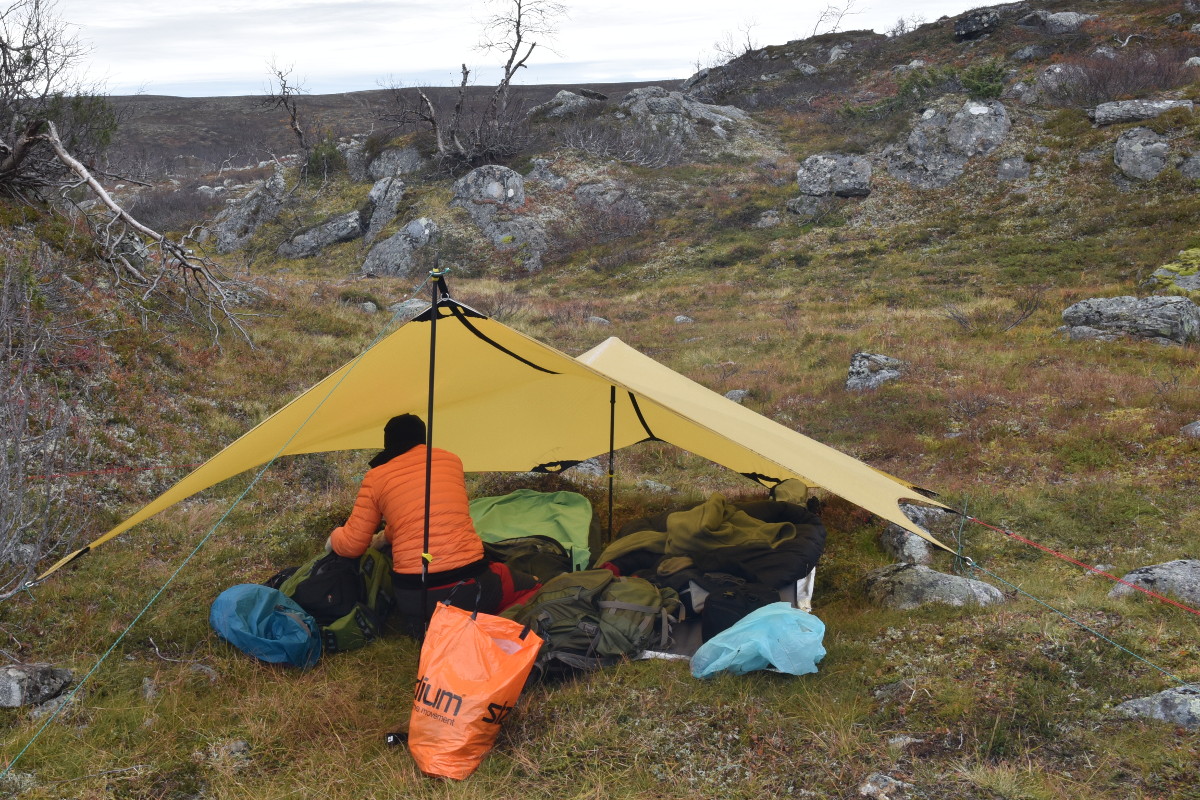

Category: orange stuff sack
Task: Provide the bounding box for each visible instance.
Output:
[407,602,542,780]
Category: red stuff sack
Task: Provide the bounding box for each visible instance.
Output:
[407,601,542,780]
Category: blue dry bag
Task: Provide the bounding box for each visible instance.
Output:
[209,584,323,669]
[690,602,826,678]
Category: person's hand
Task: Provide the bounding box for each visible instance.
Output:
[370,531,387,550]
[323,534,334,554]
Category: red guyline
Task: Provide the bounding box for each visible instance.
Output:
[967,516,1200,619]
[29,463,206,481]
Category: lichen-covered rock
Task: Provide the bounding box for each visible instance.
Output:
[997,156,1031,182]
[880,505,957,565]
[1115,685,1200,729]
[859,772,915,799]
[795,153,872,197]
[1181,154,1200,180]
[785,194,834,220]
[1108,559,1200,604]
[453,164,526,219]
[452,165,546,271]
[1012,44,1054,61]
[574,181,650,229]
[363,177,406,244]
[1114,127,1170,180]
[1181,421,1200,438]
[885,101,1011,189]
[1146,248,1200,299]
[277,211,364,259]
[1092,99,1194,126]
[529,89,605,119]
[367,146,423,181]
[1018,10,1098,35]
[337,138,369,182]
[617,86,747,140]
[955,8,1001,40]
[864,564,1004,610]
[847,352,905,391]
[0,664,73,707]
[361,217,438,277]
[1060,296,1200,344]
[211,167,287,253]
[526,158,568,190]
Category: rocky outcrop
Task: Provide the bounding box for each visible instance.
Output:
[529,89,606,119]
[1147,249,1200,298]
[955,8,1002,40]
[211,167,287,253]
[452,165,547,272]
[1181,154,1200,180]
[0,664,72,707]
[337,138,369,182]
[617,86,748,141]
[885,101,1011,189]
[574,181,650,230]
[367,146,423,181]
[526,158,568,190]
[846,352,905,391]
[453,164,526,213]
[997,156,1031,181]
[1114,127,1170,180]
[362,177,406,245]
[785,195,834,220]
[1017,10,1098,35]
[277,211,364,259]
[1108,559,1200,604]
[1059,296,1200,344]
[880,505,959,566]
[795,153,872,197]
[361,217,438,277]
[1092,99,1194,126]
[864,564,1004,610]
[1116,685,1200,729]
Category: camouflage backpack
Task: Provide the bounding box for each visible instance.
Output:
[501,568,683,673]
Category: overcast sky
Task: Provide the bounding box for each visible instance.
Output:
[59,0,982,97]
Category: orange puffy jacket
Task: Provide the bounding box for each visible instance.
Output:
[329,445,483,574]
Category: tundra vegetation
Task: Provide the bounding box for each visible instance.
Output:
[2,0,1200,798]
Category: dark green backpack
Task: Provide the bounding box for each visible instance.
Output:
[483,534,573,582]
[501,568,682,673]
[277,549,395,654]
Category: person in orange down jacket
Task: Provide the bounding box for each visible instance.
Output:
[328,413,536,635]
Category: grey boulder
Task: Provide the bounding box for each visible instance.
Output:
[362,217,439,277]
[846,352,905,391]
[795,153,872,197]
[1092,100,1194,126]
[1116,685,1200,729]
[367,146,424,181]
[1114,127,1170,181]
[277,211,364,259]
[0,664,73,707]
[1108,559,1200,604]
[211,167,287,253]
[864,564,1004,610]
[1060,296,1200,345]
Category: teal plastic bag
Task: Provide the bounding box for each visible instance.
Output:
[690,602,825,678]
[210,584,322,669]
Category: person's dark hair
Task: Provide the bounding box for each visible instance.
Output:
[369,414,426,467]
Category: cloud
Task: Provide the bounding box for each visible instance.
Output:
[61,0,981,97]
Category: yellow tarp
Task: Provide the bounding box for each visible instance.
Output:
[42,300,951,579]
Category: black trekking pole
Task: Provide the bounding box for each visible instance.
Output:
[420,265,449,638]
